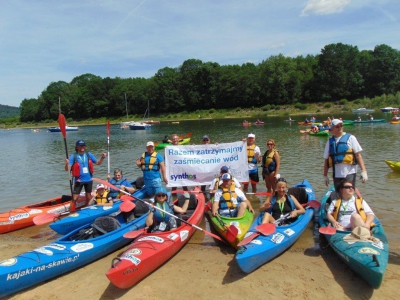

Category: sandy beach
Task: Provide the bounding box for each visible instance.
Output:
[1,215,399,300]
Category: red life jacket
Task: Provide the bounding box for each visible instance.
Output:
[71,152,94,177]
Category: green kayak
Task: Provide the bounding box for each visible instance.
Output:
[155,137,191,150]
[309,131,330,136]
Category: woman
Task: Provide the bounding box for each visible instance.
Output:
[107,169,135,199]
[262,139,281,193]
[259,178,305,224]
[327,180,375,231]
[146,188,190,232]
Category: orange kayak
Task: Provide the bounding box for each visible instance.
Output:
[0,195,87,234]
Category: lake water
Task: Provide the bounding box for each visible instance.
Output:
[1,113,399,252]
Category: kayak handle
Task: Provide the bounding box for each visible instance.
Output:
[111,257,122,268]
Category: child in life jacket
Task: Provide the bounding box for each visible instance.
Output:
[89,184,113,206]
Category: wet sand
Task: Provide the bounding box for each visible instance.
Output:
[1,215,400,300]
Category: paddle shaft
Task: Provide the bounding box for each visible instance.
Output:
[93,178,227,244]
[107,121,110,175]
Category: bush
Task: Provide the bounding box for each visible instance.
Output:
[339,99,348,105]
[209,108,216,114]
[261,105,271,111]
[324,103,332,108]
[294,103,307,110]
[235,107,242,112]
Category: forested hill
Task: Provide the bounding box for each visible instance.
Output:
[0,104,20,118]
[19,42,400,123]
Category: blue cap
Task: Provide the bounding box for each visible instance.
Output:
[155,187,167,195]
[221,173,232,180]
[202,135,210,140]
[220,166,229,172]
[76,140,86,146]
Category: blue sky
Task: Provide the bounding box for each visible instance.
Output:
[0,0,399,107]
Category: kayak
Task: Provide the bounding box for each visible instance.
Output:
[309,130,330,136]
[49,186,146,235]
[235,179,316,273]
[318,185,389,289]
[0,195,87,234]
[155,137,191,150]
[353,119,386,123]
[254,120,264,125]
[207,199,254,249]
[297,121,318,126]
[105,187,205,289]
[390,120,400,124]
[0,198,149,298]
[284,119,296,122]
[385,160,400,173]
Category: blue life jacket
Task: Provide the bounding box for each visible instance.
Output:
[153,202,174,224]
[328,133,357,167]
[108,177,129,198]
[267,194,296,214]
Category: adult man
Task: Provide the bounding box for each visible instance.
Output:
[323,119,368,188]
[209,165,241,195]
[136,141,168,196]
[243,133,261,193]
[212,173,254,217]
[65,139,106,211]
[170,134,188,192]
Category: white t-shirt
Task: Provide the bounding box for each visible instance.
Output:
[327,196,374,229]
[209,177,241,191]
[323,133,362,178]
[247,145,261,172]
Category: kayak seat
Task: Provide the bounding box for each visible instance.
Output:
[287,187,308,205]
[92,216,121,237]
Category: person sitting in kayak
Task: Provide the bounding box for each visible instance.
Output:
[326,180,375,231]
[259,178,305,224]
[89,184,113,206]
[304,118,310,124]
[212,173,254,218]
[162,135,172,143]
[107,168,136,199]
[209,165,242,196]
[146,187,190,232]
[311,124,319,132]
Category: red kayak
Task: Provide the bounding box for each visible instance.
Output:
[106,187,205,289]
[0,195,87,234]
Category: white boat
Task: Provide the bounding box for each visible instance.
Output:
[352,108,375,113]
[121,94,135,129]
[381,107,399,112]
[129,121,152,130]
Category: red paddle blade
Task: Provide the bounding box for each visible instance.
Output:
[58,114,67,139]
[107,121,110,136]
[120,195,134,202]
[186,132,192,137]
[225,225,239,243]
[33,213,61,225]
[204,201,212,212]
[319,225,336,235]
[303,200,321,209]
[123,230,144,239]
[237,232,260,247]
[255,223,276,235]
[120,201,136,212]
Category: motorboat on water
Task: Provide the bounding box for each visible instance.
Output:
[129,121,152,130]
[352,108,375,113]
[48,126,78,132]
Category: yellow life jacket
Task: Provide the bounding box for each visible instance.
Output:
[332,197,375,227]
[247,144,257,163]
[141,151,159,171]
[219,185,238,209]
[215,176,236,190]
[95,190,110,204]
[264,149,276,167]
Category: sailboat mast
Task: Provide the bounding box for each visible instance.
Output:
[125,93,128,121]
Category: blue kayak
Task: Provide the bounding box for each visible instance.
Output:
[0,198,149,297]
[318,185,389,289]
[50,186,146,234]
[235,179,316,273]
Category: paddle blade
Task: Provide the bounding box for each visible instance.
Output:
[33,213,61,225]
[204,201,212,212]
[237,232,260,247]
[246,192,272,196]
[107,121,110,136]
[120,195,134,202]
[319,225,336,235]
[225,225,239,243]
[255,223,276,236]
[120,201,136,212]
[123,230,144,239]
[58,114,67,139]
[303,200,321,209]
[186,132,192,137]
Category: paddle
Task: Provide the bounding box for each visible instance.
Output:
[93,178,227,244]
[106,121,110,176]
[33,211,71,225]
[210,210,238,243]
[59,114,75,211]
[123,228,147,239]
[171,190,272,197]
[319,224,336,235]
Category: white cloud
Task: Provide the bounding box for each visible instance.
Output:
[301,0,351,16]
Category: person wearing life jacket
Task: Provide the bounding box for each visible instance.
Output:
[169,134,189,192]
[323,119,368,189]
[107,168,135,199]
[89,184,113,206]
[311,124,319,132]
[242,133,261,193]
[259,178,305,224]
[212,173,254,217]
[327,180,375,231]
[209,165,242,196]
[136,141,168,197]
[65,140,107,212]
[146,187,189,232]
[262,139,281,194]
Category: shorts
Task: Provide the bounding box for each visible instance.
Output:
[249,171,259,184]
[73,181,93,195]
[219,208,238,217]
[144,177,163,196]
[333,173,356,190]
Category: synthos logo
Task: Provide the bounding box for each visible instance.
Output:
[170,172,197,181]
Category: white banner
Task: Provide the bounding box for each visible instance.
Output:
[165,141,249,187]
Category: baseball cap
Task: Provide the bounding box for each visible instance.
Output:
[221,173,232,180]
[220,166,229,172]
[96,184,105,190]
[202,135,210,140]
[155,187,167,195]
[248,133,255,138]
[331,119,343,126]
[76,140,86,146]
[146,141,154,147]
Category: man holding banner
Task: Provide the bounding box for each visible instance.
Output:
[242,133,261,193]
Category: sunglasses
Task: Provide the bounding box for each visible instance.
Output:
[276,178,287,184]
[156,193,167,197]
[267,143,274,146]
[342,186,354,190]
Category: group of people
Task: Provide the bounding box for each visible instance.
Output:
[65,116,374,233]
